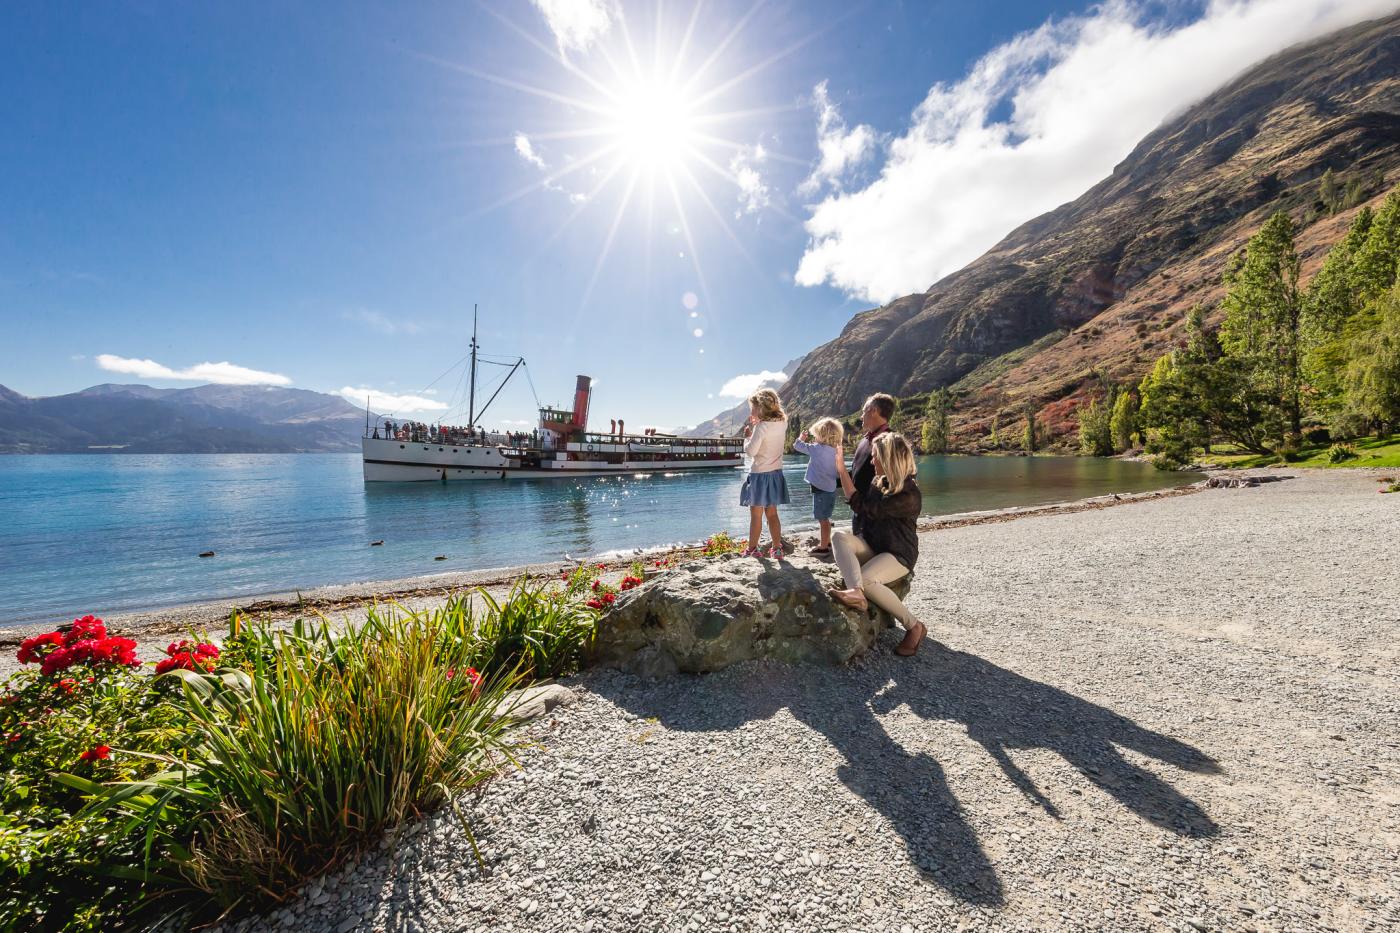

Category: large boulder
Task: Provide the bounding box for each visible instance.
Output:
[587,553,910,677]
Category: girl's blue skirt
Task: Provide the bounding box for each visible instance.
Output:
[740,469,790,507]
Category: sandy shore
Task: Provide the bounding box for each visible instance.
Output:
[221,466,1400,933]
[0,478,1205,668]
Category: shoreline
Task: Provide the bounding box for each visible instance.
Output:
[0,477,1210,650]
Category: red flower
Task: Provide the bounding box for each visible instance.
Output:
[6,732,21,744]
[602,592,616,605]
[596,563,607,570]
[69,616,107,641]
[79,745,111,762]
[17,632,64,665]
[586,598,604,610]
[54,679,78,696]
[155,640,220,675]
[591,580,601,591]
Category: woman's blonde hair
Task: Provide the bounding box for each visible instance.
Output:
[872,432,917,495]
[749,388,785,422]
[810,416,844,447]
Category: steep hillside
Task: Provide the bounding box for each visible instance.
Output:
[781,13,1400,440]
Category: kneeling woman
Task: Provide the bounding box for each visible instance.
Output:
[829,432,926,656]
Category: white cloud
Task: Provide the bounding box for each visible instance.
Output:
[797,80,877,197]
[96,354,291,386]
[514,133,548,169]
[531,0,617,57]
[344,308,422,336]
[719,370,789,399]
[795,0,1400,304]
[730,143,771,217]
[337,386,448,414]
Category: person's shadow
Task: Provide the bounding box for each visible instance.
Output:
[590,635,1220,907]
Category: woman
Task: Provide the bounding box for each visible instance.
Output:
[829,432,926,656]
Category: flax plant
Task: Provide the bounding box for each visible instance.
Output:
[66,604,522,917]
[441,578,599,681]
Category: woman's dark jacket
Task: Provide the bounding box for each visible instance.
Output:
[847,477,921,570]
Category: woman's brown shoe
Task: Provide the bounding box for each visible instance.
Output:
[828,587,868,612]
[894,621,926,657]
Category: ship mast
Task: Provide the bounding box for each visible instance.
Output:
[467,304,478,428]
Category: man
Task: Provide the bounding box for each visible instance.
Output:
[848,393,895,535]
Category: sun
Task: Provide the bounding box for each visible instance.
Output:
[442,2,817,307]
[604,77,700,172]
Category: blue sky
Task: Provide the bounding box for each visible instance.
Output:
[1,0,1391,429]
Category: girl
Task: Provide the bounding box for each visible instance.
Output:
[793,417,844,554]
[740,388,790,559]
[829,432,926,656]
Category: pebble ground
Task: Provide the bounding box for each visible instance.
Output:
[229,469,1400,933]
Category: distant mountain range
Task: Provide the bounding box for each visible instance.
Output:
[0,383,374,453]
[778,12,1400,442]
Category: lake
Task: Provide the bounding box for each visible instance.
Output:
[0,453,1197,627]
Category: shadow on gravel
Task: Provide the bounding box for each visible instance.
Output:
[592,639,1220,908]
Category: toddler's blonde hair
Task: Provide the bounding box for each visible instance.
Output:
[749,388,785,422]
[810,417,844,447]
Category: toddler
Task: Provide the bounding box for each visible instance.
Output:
[793,417,844,553]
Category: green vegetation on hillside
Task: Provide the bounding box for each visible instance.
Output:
[1134,183,1400,467]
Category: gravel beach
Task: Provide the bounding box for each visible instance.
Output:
[215,467,1400,933]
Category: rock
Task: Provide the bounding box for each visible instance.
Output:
[587,554,910,676]
[495,684,577,723]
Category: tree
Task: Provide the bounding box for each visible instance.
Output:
[1304,206,1375,426]
[1350,191,1400,301]
[1342,289,1400,437]
[1110,390,1139,452]
[1219,211,1304,447]
[1078,397,1113,456]
[1319,168,1340,214]
[785,412,802,452]
[987,409,1002,448]
[1023,405,1039,453]
[921,388,951,454]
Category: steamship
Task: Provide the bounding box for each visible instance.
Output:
[360,315,745,482]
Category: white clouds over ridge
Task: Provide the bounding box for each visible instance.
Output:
[720,370,788,399]
[96,354,291,386]
[796,0,1400,304]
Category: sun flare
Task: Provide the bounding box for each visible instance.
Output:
[604,78,700,171]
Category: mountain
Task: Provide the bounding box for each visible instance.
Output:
[685,356,806,437]
[0,383,374,453]
[780,13,1400,441]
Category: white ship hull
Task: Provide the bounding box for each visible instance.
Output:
[361,435,744,482]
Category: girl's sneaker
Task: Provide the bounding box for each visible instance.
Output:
[770,546,784,561]
[740,547,760,558]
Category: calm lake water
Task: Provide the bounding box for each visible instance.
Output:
[0,454,1197,627]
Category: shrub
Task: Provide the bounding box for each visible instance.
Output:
[441,578,598,681]
[72,606,523,919]
[702,531,744,557]
[1327,443,1358,463]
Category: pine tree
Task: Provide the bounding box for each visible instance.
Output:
[1023,405,1039,453]
[1219,211,1304,447]
[921,388,951,454]
[1110,390,1139,452]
